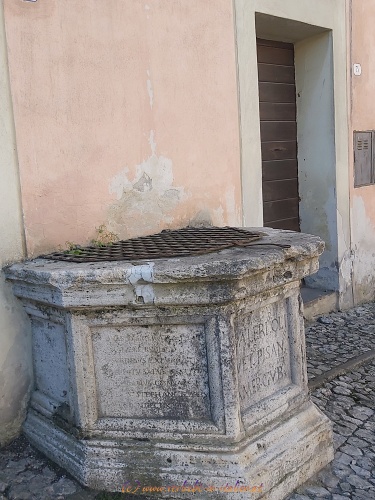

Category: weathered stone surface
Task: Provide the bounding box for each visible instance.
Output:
[5,228,332,499]
[2,299,375,498]
[235,300,292,410]
[93,323,211,420]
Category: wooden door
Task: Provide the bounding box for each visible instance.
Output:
[257,38,300,231]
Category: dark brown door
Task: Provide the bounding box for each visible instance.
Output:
[257,38,300,231]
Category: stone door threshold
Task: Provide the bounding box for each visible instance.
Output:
[301,285,338,321]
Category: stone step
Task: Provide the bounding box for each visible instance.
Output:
[301,286,338,321]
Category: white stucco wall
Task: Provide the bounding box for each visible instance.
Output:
[295,33,338,291]
[0,0,32,447]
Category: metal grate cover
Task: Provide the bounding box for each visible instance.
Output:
[41,226,263,263]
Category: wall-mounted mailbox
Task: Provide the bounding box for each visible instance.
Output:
[354,131,374,187]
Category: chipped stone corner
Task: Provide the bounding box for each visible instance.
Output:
[126,262,155,304]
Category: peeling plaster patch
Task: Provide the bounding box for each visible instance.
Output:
[146,70,154,109]
[108,132,186,238]
[109,167,131,201]
[351,196,375,302]
[339,249,354,294]
[133,172,152,192]
[336,206,353,303]
[145,4,150,10]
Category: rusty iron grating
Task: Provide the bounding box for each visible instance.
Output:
[41,226,263,263]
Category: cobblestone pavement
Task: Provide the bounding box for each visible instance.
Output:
[305,302,375,380]
[0,303,374,499]
[0,436,96,499]
[288,359,375,500]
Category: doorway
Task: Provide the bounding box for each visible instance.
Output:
[257,38,300,231]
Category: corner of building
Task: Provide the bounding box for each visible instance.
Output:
[0,0,32,447]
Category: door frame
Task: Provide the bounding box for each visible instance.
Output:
[233,4,352,307]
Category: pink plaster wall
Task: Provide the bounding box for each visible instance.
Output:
[4,0,241,255]
[350,0,375,302]
[351,0,375,131]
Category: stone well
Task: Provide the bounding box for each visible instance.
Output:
[5,228,333,499]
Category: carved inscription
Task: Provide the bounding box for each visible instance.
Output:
[92,324,211,420]
[236,302,291,410]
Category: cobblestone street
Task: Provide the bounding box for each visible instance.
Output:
[289,360,375,500]
[0,302,375,500]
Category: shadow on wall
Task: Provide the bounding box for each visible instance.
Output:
[0,271,32,447]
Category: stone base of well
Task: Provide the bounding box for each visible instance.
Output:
[5,228,334,498]
[24,402,332,499]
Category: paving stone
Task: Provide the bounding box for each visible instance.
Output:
[343,415,363,427]
[349,407,374,420]
[347,474,373,489]
[28,475,56,494]
[317,468,340,488]
[317,316,334,325]
[364,421,375,431]
[340,444,364,457]
[348,436,371,448]
[352,492,375,500]
[8,484,34,500]
[41,467,56,482]
[356,457,374,471]
[27,460,46,471]
[66,491,98,499]
[334,425,356,437]
[350,464,372,478]
[333,386,352,396]
[303,485,331,497]
[287,496,311,500]
[51,477,78,496]
[332,463,353,479]
[340,482,353,492]
[6,459,30,474]
[355,429,375,444]
[335,452,354,466]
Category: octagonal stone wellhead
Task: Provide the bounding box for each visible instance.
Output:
[5,228,333,499]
